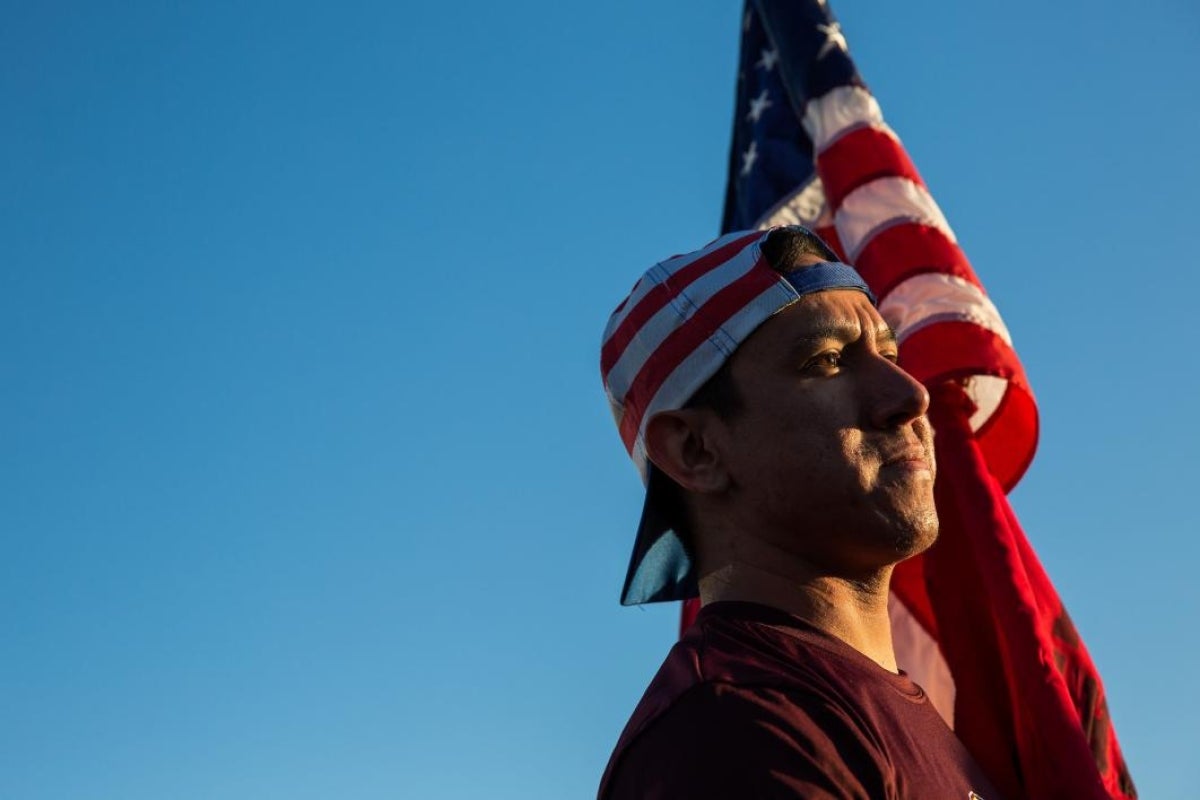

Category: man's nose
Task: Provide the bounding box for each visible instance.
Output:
[868,355,930,429]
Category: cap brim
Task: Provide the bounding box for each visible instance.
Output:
[619,466,698,605]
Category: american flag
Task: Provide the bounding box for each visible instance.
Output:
[681,1,1137,797]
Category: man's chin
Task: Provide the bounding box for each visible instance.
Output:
[890,510,940,561]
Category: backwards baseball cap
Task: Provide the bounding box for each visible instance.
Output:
[600,226,876,605]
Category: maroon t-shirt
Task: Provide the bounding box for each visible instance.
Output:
[599,601,1004,799]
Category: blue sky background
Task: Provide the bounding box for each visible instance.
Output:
[3,1,1198,797]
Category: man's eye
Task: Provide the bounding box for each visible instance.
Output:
[882,351,900,364]
[804,352,841,373]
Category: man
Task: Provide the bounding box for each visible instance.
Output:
[598,226,1003,799]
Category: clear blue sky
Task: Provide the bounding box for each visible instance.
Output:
[3,1,1198,797]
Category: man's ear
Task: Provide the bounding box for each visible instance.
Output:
[643,409,730,495]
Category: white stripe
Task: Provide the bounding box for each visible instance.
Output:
[603,272,658,346]
[963,374,1008,434]
[603,231,762,344]
[630,281,797,479]
[889,594,956,728]
[631,437,650,484]
[605,240,764,403]
[880,272,1014,434]
[879,272,1012,346]
[802,85,893,152]
[835,177,956,262]
[755,175,833,230]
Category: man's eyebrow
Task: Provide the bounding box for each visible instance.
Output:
[789,323,898,350]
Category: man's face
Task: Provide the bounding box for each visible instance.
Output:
[713,287,937,577]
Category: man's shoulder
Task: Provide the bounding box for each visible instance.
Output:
[599,676,885,800]
[597,604,883,799]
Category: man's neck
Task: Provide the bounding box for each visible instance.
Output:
[698,557,899,672]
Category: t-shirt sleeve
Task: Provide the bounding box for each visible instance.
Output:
[605,682,891,800]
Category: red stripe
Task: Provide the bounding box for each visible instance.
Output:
[900,320,1023,393]
[900,321,1035,492]
[853,223,981,300]
[600,231,761,377]
[974,377,1038,494]
[618,264,778,450]
[818,126,923,211]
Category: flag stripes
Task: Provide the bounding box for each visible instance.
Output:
[852,224,977,298]
[836,177,957,261]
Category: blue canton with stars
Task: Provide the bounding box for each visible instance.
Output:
[721,0,866,233]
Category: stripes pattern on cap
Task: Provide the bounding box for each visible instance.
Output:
[601,230,798,482]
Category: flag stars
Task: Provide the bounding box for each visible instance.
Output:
[756,47,779,71]
[816,22,848,59]
[746,89,773,123]
[740,140,759,177]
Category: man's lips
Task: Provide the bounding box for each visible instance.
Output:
[882,447,932,472]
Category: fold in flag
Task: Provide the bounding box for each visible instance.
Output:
[680,1,1136,797]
